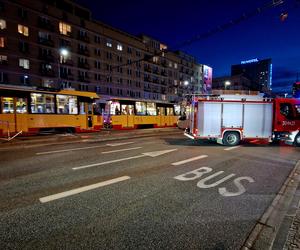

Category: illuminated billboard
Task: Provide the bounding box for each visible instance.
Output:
[203,65,213,94]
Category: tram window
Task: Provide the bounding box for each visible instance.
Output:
[146,102,156,115]
[30,93,55,113]
[79,102,86,114]
[136,102,146,115]
[121,104,134,115]
[166,107,174,116]
[280,103,293,119]
[2,97,14,113]
[110,101,121,115]
[174,105,181,115]
[56,95,78,114]
[16,98,27,113]
[157,107,165,115]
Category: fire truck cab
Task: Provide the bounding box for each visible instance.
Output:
[273,98,300,146]
[184,94,300,146]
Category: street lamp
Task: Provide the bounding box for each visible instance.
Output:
[184,80,189,86]
[225,81,231,90]
[58,48,69,88]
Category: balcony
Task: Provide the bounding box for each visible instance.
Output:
[152,78,160,84]
[78,75,90,83]
[78,35,90,43]
[38,53,54,62]
[161,71,167,76]
[60,73,74,80]
[60,59,73,66]
[0,60,8,66]
[78,62,90,69]
[78,49,90,56]
[161,61,167,67]
[60,40,72,50]
[144,66,152,73]
[144,77,151,82]
[38,17,54,31]
[38,38,54,47]
[40,69,55,77]
[153,69,159,75]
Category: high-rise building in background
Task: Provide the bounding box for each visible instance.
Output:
[0,0,210,103]
[231,58,272,92]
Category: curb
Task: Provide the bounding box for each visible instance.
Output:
[0,130,183,150]
[241,160,300,249]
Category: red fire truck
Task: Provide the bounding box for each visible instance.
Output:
[184,94,300,146]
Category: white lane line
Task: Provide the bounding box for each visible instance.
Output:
[101,147,142,154]
[171,155,208,166]
[72,155,145,170]
[39,176,130,203]
[106,142,134,147]
[224,146,241,151]
[250,139,259,143]
[36,145,105,155]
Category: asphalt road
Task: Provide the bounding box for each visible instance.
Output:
[0,133,299,249]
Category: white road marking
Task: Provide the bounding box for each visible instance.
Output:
[106,142,134,147]
[73,149,177,170]
[36,145,105,155]
[39,176,130,203]
[72,155,145,170]
[250,139,259,143]
[171,155,208,166]
[224,146,241,151]
[142,149,178,157]
[101,147,142,154]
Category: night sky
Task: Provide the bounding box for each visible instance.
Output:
[76,0,300,93]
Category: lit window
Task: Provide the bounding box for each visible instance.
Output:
[56,95,78,114]
[0,19,6,29]
[174,63,178,69]
[135,102,146,115]
[0,37,4,47]
[59,22,71,36]
[106,39,112,47]
[19,58,29,69]
[146,102,157,115]
[117,43,123,51]
[0,55,7,62]
[2,97,14,113]
[16,98,27,113]
[18,24,29,36]
[30,93,55,114]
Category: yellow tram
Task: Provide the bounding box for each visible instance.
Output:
[0,85,101,136]
[0,85,179,136]
[98,97,179,129]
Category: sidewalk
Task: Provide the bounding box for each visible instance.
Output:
[242,160,300,249]
[0,127,182,149]
[278,180,300,250]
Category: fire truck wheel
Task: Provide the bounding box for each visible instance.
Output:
[294,133,300,147]
[223,131,240,146]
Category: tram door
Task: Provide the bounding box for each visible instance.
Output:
[122,104,134,128]
[87,103,93,128]
[158,106,165,127]
[0,97,28,134]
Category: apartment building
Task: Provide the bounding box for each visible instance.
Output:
[0,0,208,103]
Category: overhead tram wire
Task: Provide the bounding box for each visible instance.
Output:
[106,0,286,78]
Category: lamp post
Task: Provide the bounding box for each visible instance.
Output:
[225,81,231,90]
[58,48,69,88]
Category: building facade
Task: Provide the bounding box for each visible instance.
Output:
[0,0,208,103]
[213,74,253,91]
[231,58,272,92]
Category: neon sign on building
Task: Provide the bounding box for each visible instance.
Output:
[241,58,259,64]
